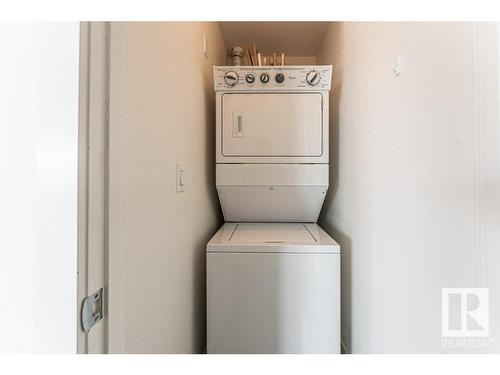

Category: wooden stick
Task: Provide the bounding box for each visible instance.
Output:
[245,46,252,66]
[252,42,257,67]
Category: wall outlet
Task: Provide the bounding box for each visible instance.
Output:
[203,33,208,59]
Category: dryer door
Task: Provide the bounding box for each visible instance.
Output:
[221,93,323,157]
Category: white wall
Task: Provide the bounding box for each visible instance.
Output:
[0,23,80,353]
[317,22,500,353]
[107,22,227,353]
[285,56,317,65]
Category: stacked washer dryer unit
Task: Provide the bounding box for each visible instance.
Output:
[207,66,340,354]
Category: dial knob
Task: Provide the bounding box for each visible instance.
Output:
[275,73,285,83]
[260,73,270,83]
[224,71,239,86]
[245,73,255,83]
[306,70,321,86]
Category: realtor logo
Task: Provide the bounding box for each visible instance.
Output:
[442,288,489,337]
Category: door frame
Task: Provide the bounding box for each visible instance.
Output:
[77,21,109,354]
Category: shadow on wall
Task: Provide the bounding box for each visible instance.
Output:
[318,74,352,353]
[203,59,224,224]
[191,63,224,352]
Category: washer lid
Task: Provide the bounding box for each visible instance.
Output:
[207,223,340,254]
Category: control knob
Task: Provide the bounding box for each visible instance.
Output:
[275,73,285,83]
[224,71,239,86]
[260,73,270,83]
[245,73,255,83]
[306,70,321,86]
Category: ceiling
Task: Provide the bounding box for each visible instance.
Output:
[218,22,329,56]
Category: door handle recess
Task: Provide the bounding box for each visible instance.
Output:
[232,112,244,137]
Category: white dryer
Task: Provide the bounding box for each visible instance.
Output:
[207,66,340,354]
[214,65,332,222]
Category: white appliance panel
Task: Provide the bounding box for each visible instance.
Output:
[217,186,327,222]
[216,163,328,222]
[229,223,316,244]
[222,93,323,157]
[207,223,340,253]
[213,66,333,91]
[207,251,340,353]
[216,163,329,186]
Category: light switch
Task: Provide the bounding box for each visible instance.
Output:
[392,53,401,76]
[176,163,185,193]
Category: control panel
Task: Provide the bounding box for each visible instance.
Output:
[213,65,332,91]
